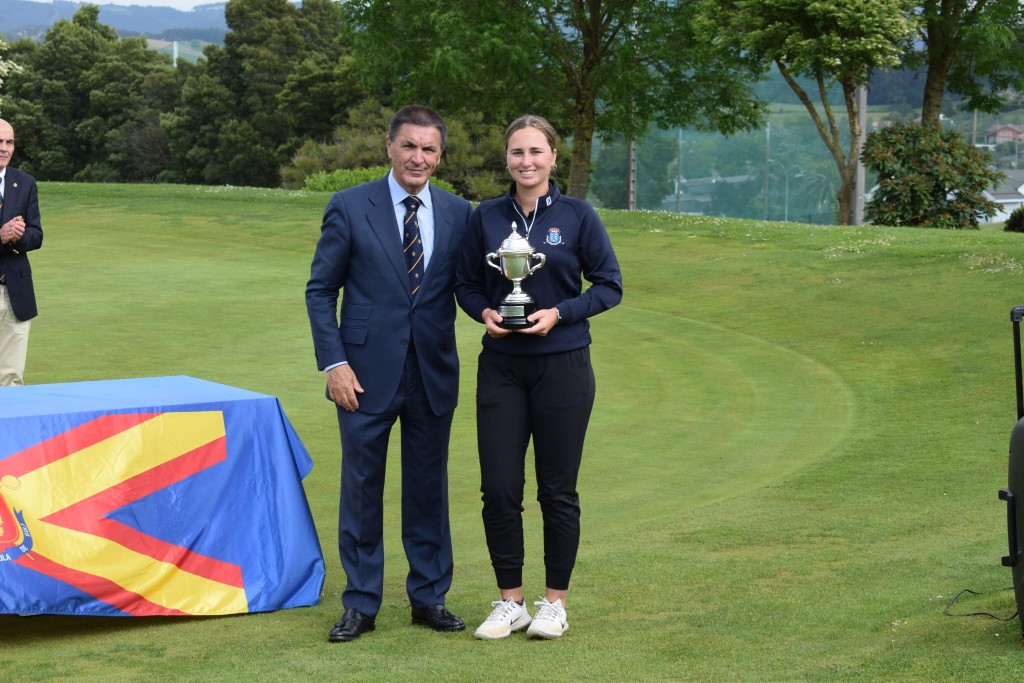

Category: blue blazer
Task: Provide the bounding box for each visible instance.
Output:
[0,168,43,321]
[306,176,472,416]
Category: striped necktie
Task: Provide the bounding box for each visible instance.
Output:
[402,196,425,295]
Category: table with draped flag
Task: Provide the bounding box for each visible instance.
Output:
[0,375,325,616]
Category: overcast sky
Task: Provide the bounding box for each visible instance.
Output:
[39,0,228,10]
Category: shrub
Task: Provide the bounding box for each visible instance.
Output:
[303,166,459,196]
[861,122,1004,229]
[1005,206,1024,233]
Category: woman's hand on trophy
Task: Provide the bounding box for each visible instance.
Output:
[518,308,558,337]
[483,308,513,338]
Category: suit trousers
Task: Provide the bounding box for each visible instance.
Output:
[0,285,30,386]
[335,346,455,617]
[476,346,596,591]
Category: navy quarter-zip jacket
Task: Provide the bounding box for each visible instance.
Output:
[456,181,622,356]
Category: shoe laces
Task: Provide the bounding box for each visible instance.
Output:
[532,598,564,623]
[485,598,520,622]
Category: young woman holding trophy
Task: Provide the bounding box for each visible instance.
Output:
[455,114,623,640]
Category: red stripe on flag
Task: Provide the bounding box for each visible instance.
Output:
[42,435,244,588]
[15,553,192,616]
[0,413,161,478]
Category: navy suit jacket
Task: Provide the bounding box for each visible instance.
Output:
[0,168,43,321]
[306,176,472,416]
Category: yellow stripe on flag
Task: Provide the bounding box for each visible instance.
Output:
[27,521,249,614]
[19,412,227,517]
[10,412,248,614]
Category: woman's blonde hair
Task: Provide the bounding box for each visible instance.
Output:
[504,114,559,151]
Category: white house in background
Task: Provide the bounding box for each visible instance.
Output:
[984,169,1024,223]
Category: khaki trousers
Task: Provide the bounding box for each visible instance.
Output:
[0,285,30,386]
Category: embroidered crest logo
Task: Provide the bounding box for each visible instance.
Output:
[546,227,562,245]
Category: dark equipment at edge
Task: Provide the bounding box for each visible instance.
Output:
[998,306,1024,635]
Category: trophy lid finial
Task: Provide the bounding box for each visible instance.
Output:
[499,221,533,254]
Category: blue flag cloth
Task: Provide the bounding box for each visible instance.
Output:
[0,376,325,616]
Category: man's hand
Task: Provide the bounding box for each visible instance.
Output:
[327,364,364,412]
[0,216,25,245]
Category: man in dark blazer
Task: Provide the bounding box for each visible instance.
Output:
[306,105,472,642]
[0,118,43,387]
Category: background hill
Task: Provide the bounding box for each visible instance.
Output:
[1,0,227,43]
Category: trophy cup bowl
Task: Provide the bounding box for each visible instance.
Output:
[485,222,546,329]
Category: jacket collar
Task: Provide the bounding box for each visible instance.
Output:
[504,180,560,212]
[504,180,559,236]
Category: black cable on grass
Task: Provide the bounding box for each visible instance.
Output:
[943,588,1018,621]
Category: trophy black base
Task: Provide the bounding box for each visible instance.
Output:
[498,300,536,329]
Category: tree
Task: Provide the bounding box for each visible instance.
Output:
[167,0,302,186]
[591,131,676,210]
[281,100,507,200]
[699,0,916,224]
[2,6,176,181]
[346,0,766,199]
[277,57,359,147]
[913,0,1024,127]
[0,38,22,114]
[167,0,359,186]
[3,7,119,178]
[217,0,305,185]
[438,111,507,201]
[78,36,177,181]
[162,59,237,184]
[861,122,1002,228]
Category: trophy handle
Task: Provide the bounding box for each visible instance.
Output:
[485,252,502,272]
[528,252,546,275]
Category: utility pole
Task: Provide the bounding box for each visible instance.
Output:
[853,86,867,226]
[628,139,637,211]
[763,121,770,220]
[675,129,682,213]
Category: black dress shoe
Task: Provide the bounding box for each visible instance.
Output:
[328,608,375,642]
[411,604,465,632]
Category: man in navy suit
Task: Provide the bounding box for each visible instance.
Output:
[0,119,43,387]
[306,105,472,642]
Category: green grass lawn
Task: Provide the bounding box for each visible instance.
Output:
[2,183,1023,681]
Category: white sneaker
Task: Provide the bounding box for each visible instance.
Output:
[473,598,532,640]
[526,598,568,639]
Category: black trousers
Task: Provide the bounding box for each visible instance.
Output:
[476,346,596,591]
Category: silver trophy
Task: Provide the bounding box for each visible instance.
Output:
[485,222,547,329]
